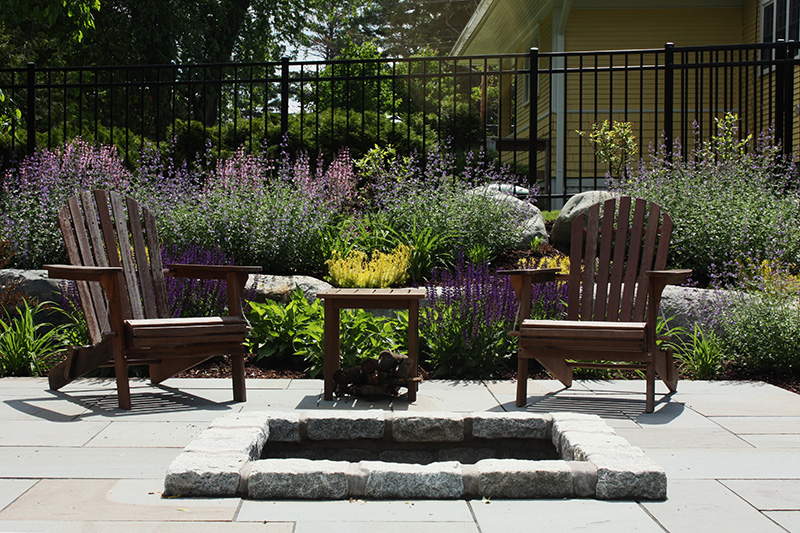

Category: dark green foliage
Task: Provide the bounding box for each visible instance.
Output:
[0,300,66,377]
[246,289,408,378]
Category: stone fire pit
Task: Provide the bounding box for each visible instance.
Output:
[164,411,666,500]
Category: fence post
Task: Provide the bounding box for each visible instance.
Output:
[280,57,290,140]
[26,62,36,155]
[778,40,794,158]
[663,43,674,160]
[528,47,539,191]
[775,41,787,155]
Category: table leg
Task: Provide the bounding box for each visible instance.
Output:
[323,300,340,401]
[408,299,419,402]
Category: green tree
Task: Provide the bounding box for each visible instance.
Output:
[378,0,479,56]
[304,0,384,61]
[70,0,312,66]
[309,40,396,112]
[0,0,100,134]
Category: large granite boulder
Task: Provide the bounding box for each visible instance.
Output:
[0,269,64,306]
[551,191,615,245]
[0,269,70,326]
[246,274,332,304]
[518,212,548,248]
[468,184,540,219]
[468,185,547,248]
[658,285,731,338]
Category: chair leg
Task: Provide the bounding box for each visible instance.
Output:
[112,348,131,410]
[516,358,529,407]
[656,347,679,393]
[645,363,655,413]
[232,353,246,402]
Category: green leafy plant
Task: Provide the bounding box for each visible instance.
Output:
[391,224,453,282]
[466,243,494,265]
[540,210,560,222]
[0,301,66,377]
[318,221,358,264]
[295,308,408,379]
[245,289,408,378]
[245,291,324,363]
[577,120,638,179]
[528,236,547,255]
[709,267,800,374]
[673,324,724,380]
[56,288,90,348]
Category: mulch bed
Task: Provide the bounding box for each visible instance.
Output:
[177,355,800,396]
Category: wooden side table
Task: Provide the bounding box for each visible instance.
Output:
[317,288,427,401]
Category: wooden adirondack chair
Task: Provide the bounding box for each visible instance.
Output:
[44,190,261,409]
[501,196,691,413]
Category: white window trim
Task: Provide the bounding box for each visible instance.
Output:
[761,0,800,44]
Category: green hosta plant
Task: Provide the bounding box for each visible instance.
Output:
[245,290,324,362]
[245,289,408,378]
[295,308,408,379]
[0,301,66,377]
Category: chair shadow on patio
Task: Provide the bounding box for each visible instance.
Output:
[6,381,239,420]
[519,389,681,420]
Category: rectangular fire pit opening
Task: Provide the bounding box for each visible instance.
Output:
[263,437,559,464]
[164,410,668,501]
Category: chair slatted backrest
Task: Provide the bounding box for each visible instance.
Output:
[567,197,673,322]
[57,190,170,344]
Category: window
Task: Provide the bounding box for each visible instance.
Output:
[762,0,800,43]
[762,0,799,61]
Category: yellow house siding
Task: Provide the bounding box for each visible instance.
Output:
[742,0,760,43]
[490,2,800,188]
[566,8,746,51]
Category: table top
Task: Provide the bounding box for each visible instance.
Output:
[317,288,427,300]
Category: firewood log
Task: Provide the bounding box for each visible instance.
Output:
[360,358,378,374]
[394,376,423,384]
[333,367,363,385]
[378,350,408,372]
[351,384,397,397]
[396,357,415,378]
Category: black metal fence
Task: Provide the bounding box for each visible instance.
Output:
[2,41,798,207]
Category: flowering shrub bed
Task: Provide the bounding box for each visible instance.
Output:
[612,114,800,286]
[1,139,533,281]
[614,114,800,376]
[3,116,799,381]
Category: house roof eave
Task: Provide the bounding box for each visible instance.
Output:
[451,0,552,55]
[452,0,751,55]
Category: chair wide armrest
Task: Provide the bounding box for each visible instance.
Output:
[497,268,560,284]
[645,269,693,332]
[646,269,692,286]
[45,264,123,282]
[164,264,262,280]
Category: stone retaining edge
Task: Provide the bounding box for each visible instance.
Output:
[163,410,666,500]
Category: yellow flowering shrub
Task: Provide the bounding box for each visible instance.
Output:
[747,260,800,296]
[517,254,571,275]
[326,245,412,288]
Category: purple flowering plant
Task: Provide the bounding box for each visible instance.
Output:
[612,114,800,377]
[610,114,800,286]
[0,139,133,269]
